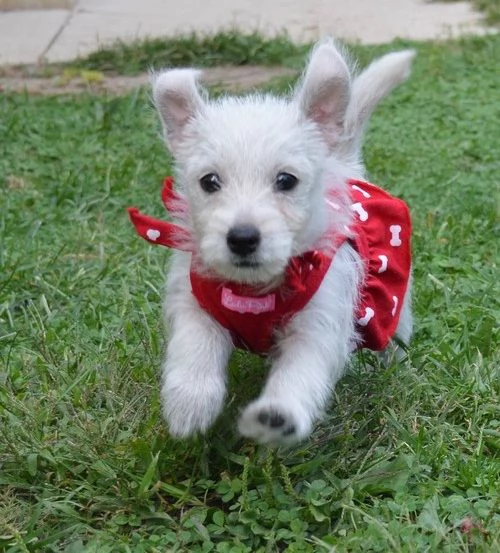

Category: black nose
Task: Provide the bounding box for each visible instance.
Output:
[226,224,261,256]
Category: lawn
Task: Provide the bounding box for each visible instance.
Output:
[1,32,499,552]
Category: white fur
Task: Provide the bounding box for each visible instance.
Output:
[152,39,415,445]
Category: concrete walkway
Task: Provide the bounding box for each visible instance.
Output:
[0,0,494,66]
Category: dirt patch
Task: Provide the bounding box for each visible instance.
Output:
[0,65,296,95]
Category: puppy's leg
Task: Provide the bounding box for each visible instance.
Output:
[395,276,413,345]
[238,244,363,445]
[378,274,413,365]
[162,252,233,437]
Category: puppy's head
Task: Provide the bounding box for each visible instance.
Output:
[152,41,354,285]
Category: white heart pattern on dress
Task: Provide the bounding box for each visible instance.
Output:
[146,229,161,241]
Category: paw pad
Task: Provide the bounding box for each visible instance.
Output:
[239,400,308,445]
[256,408,296,436]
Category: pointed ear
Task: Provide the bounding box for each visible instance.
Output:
[152,69,205,153]
[344,50,415,142]
[337,50,415,161]
[295,40,351,148]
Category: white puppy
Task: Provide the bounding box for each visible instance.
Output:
[130,40,415,445]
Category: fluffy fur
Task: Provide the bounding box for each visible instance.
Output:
[151,39,415,445]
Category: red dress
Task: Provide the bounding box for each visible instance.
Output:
[128,178,411,354]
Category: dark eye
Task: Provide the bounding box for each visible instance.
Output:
[275,172,298,192]
[200,173,221,193]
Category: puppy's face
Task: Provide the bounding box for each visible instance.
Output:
[153,41,352,284]
[175,98,334,283]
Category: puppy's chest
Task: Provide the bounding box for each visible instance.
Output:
[128,178,412,353]
[189,180,412,354]
[190,250,334,354]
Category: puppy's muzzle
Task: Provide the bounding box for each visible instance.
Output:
[226,224,261,257]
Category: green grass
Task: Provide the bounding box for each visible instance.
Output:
[435,0,500,25]
[473,0,500,23]
[64,1,500,78]
[1,33,500,552]
[68,31,310,75]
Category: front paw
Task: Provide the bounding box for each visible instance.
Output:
[238,398,312,446]
[161,376,225,438]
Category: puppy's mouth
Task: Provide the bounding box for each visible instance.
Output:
[233,259,261,268]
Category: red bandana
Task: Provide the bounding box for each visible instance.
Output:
[128,178,411,354]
